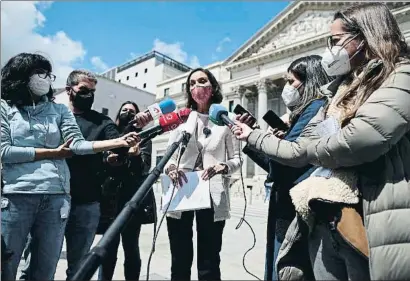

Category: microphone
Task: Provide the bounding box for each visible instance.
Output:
[129,99,176,127]
[112,112,183,161]
[177,107,192,123]
[137,111,183,139]
[209,104,235,127]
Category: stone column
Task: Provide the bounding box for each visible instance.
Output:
[232,86,248,179]
[256,79,268,132]
[254,79,269,179]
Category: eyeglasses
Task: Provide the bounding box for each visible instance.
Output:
[37,72,56,82]
[327,33,359,51]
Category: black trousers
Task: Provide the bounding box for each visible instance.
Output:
[166,207,225,281]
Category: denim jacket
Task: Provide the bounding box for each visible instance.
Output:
[1,98,95,194]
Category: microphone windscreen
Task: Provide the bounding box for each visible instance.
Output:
[178,108,192,123]
[159,99,177,114]
[209,104,228,126]
[159,112,183,132]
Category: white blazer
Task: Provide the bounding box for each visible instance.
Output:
[164,111,242,221]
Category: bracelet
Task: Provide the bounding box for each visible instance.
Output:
[221,164,229,175]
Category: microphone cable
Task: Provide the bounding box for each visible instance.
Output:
[145,145,182,281]
[235,142,262,280]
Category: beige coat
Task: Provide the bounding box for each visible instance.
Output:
[247,62,410,280]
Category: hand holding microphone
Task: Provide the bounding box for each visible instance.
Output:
[130,99,176,128]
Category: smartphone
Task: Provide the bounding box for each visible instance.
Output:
[233,104,257,127]
[263,110,289,131]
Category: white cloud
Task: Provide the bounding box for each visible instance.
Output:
[152,38,201,68]
[1,1,86,87]
[216,36,231,53]
[90,56,109,72]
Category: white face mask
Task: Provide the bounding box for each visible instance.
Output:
[28,74,51,97]
[281,83,300,107]
[321,46,351,77]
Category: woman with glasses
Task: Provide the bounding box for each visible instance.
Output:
[232,3,410,280]
[1,53,140,280]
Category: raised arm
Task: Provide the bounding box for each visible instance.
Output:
[246,106,325,168]
[306,67,410,168]
[59,104,133,154]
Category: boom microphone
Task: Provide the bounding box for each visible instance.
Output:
[209,104,235,127]
[129,99,176,127]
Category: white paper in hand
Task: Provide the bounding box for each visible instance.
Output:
[160,171,216,213]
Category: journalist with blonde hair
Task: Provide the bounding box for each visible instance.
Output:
[232,3,410,280]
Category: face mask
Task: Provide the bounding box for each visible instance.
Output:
[71,91,94,111]
[191,86,212,105]
[28,75,51,96]
[321,40,364,77]
[281,83,301,107]
[119,111,135,126]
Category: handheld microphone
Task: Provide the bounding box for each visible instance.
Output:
[112,112,183,161]
[129,99,176,127]
[137,111,183,139]
[209,104,235,127]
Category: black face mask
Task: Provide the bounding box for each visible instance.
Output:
[71,91,94,111]
[119,111,135,126]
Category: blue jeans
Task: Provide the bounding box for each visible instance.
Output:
[64,202,100,280]
[19,235,32,280]
[309,223,370,280]
[1,194,70,280]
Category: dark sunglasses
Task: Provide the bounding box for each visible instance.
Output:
[71,87,95,96]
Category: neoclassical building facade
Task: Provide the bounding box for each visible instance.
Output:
[152,1,410,197]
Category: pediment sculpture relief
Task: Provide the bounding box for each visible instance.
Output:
[252,11,334,57]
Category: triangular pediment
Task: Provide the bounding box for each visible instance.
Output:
[225,1,409,65]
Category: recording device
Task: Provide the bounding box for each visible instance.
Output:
[233,104,257,127]
[129,99,176,127]
[209,104,235,127]
[262,110,289,131]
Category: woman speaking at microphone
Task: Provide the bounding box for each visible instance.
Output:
[98,101,156,281]
[163,68,241,280]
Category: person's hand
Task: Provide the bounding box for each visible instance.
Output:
[128,144,141,156]
[268,127,286,139]
[54,139,74,159]
[235,113,257,128]
[132,112,151,128]
[201,164,228,181]
[231,121,253,141]
[106,152,123,166]
[166,165,188,188]
[118,132,141,147]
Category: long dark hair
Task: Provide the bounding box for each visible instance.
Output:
[333,3,409,124]
[288,55,332,122]
[1,53,54,106]
[115,101,140,127]
[185,68,223,110]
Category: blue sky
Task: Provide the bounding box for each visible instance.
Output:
[1,1,289,86]
[42,1,289,68]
